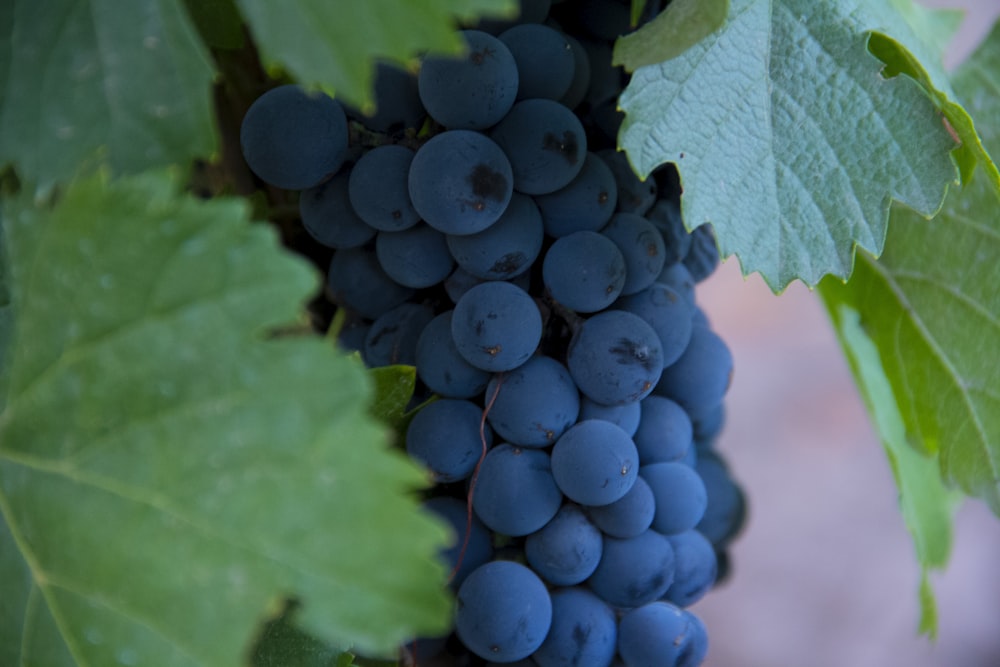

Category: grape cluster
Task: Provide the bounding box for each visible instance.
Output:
[241,1,746,665]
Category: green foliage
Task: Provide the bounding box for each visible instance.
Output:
[0,0,218,189]
[824,305,959,637]
[369,365,418,432]
[617,0,960,291]
[819,23,1000,515]
[234,0,516,110]
[0,173,452,665]
[613,0,729,71]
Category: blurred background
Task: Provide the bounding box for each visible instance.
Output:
[693,2,1000,665]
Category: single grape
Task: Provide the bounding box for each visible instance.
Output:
[559,34,591,110]
[418,30,519,130]
[486,355,580,447]
[364,303,435,367]
[327,247,414,320]
[240,84,348,190]
[406,399,493,483]
[683,224,720,282]
[532,587,617,667]
[375,223,455,288]
[646,199,691,266]
[299,173,376,249]
[664,529,718,607]
[655,324,733,419]
[551,419,638,506]
[535,152,618,238]
[585,475,655,539]
[472,444,563,536]
[543,231,626,313]
[601,212,666,296]
[695,451,746,549]
[455,560,553,662]
[344,61,424,133]
[615,282,694,368]
[409,130,514,234]
[598,149,656,216]
[579,396,641,436]
[499,23,576,101]
[656,262,696,308]
[588,529,675,608]
[349,145,420,231]
[446,193,544,280]
[617,602,699,667]
[452,281,542,372]
[422,496,495,588]
[415,311,492,399]
[632,396,693,465]
[641,462,708,535]
[490,99,587,195]
[524,504,602,585]
[567,310,663,405]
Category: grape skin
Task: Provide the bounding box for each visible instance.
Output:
[567,310,663,405]
[452,281,543,372]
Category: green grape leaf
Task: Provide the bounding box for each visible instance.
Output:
[0,172,452,667]
[0,0,218,188]
[235,0,516,110]
[182,0,246,50]
[618,0,959,291]
[369,365,418,432]
[613,0,729,71]
[250,602,347,667]
[823,304,958,637]
[818,22,1000,513]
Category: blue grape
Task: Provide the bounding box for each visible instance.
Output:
[664,530,717,607]
[375,223,455,288]
[406,399,492,483]
[336,320,369,355]
[418,30,519,130]
[692,403,726,444]
[446,193,544,280]
[598,149,656,216]
[695,452,746,549]
[472,444,563,536]
[550,420,638,506]
[559,34,591,110]
[567,310,663,405]
[601,213,666,296]
[409,130,514,234]
[617,602,700,667]
[364,303,434,367]
[646,199,691,266]
[348,145,420,231]
[585,475,655,539]
[344,61,424,133]
[576,0,631,40]
[499,23,576,101]
[535,152,618,238]
[415,311,492,398]
[490,99,587,195]
[588,529,675,608]
[682,224,720,282]
[581,39,621,107]
[543,231,626,313]
[641,462,707,535]
[615,283,694,367]
[240,84,348,190]
[524,504,602,585]
[299,173,376,249]
[423,496,495,588]
[455,560,553,662]
[656,262,696,308]
[579,396,641,436]
[327,247,414,320]
[654,324,733,419]
[486,355,580,447]
[452,281,542,372]
[632,396,693,465]
[532,587,617,667]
